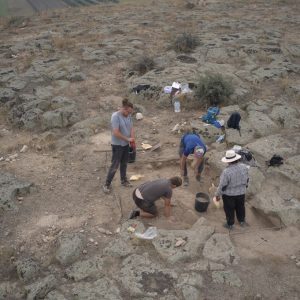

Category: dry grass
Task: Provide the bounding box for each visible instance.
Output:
[52,36,76,50]
[256,51,273,64]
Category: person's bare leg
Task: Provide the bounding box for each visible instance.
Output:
[140,210,156,218]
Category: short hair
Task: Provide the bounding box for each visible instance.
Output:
[122,98,133,108]
[170,176,182,187]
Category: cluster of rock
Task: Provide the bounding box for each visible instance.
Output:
[1,218,243,299]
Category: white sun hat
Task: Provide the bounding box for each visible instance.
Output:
[221,149,241,163]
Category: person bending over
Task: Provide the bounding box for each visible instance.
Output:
[129,176,182,219]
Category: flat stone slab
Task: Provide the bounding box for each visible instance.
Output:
[212,270,242,287]
[65,255,104,281]
[118,254,178,298]
[70,278,121,300]
[152,221,214,264]
[203,233,239,265]
[55,233,84,266]
[0,172,32,210]
[25,275,57,300]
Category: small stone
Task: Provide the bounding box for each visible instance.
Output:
[115,227,120,234]
[89,238,95,243]
[296,261,300,268]
[20,145,28,153]
[290,255,296,260]
[136,113,143,120]
[79,229,84,233]
[8,153,18,160]
[0,157,4,161]
[82,250,87,254]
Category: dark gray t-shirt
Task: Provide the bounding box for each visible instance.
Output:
[138,179,172,203]
[111,111,132,146]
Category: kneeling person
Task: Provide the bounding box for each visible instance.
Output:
[129,176,182,219]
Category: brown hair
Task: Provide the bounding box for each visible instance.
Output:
[122,98,133,108]
[170,176,182,187]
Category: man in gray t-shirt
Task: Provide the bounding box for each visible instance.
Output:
[129,177,182,219]
[103,99,135,194]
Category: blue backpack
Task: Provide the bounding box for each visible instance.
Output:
[202,106,220,124]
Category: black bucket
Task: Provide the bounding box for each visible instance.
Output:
[128,147,136,163]
[195,192,210,213]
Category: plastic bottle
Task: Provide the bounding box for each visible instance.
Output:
[174,100,181,113]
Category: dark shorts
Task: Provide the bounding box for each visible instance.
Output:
[132,189,158,216]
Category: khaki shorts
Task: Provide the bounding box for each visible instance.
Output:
[132,189,158,216]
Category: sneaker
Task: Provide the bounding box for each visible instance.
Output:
[129,210,140,219]
[239,221,248,227]
[102,185,111,194]
[183,176,189,186]
[223,223,233,230]
[121,180,133,187]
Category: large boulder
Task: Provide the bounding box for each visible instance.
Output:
[251,178,300,226]
[118,254,177,298]
[65,255,105,281]
[25,275,57,300]
[41,106,80,130]
[269,104,300,129]
[152,219,214,264]
[247,111,279,137]
[15,258,41,283]
[0,172,32,210]
[70,278,121,300]
[246,133,300,161]
[0,88,15,103]
[55,233,84,266]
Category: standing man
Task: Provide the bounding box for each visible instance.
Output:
[179,132,207,186]
[102,99,135,194]
[214,150,249,229]
[129,176,182,219]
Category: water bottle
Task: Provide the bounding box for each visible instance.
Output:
[174,100,181,113]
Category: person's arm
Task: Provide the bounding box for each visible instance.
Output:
[112,128,134,143]
[194,157,203,176]
[215,171,229,200]
[163,197,171,217]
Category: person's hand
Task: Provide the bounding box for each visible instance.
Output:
[128,137,135,144]
[167,216,176,223]
[214,196,220,202]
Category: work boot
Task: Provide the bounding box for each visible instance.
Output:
[121,180,133,187]
[223,223,233,230]
[239,221,249,227]
[129,210,140,219]
[183,176,189,186]
[102,184,111,194]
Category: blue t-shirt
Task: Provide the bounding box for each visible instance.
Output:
[181,134,206,156]
[111,111,133,146]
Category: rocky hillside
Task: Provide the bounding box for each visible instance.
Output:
[0,0,299,299]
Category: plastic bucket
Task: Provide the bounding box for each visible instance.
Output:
[195,192,210,212]
[128,147,136,163]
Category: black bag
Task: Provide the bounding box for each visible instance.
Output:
[237,149,253,162]
[227,112,241,130]
[267,154,283,167]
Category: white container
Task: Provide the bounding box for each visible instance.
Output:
[174,100,181,113]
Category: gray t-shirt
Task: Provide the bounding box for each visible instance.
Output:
[138,179,172,203]
[111,111,133,146]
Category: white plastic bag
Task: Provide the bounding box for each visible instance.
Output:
[135,227,157,240]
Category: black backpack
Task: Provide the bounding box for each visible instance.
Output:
[267,154,283,167]
[227,112,241,130]
[237,149,253,162]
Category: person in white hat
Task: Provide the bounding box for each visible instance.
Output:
[214,149,249,229]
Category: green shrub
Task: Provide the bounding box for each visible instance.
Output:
[173,33,199,53]
[195,73,234,106]
[130,55,155,76]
